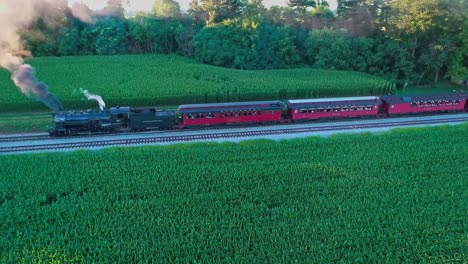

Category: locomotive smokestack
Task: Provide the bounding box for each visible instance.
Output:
[80,88,106,111]
[12,64,63,112]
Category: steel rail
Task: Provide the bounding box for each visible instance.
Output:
[1,112,467,143]
[0,134,50,143]
[1,116,466,154]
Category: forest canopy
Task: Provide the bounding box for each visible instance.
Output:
[19,0,468,87]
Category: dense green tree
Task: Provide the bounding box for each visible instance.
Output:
[338,0,390,20]
[93,18,128,55]
[127,16,181,54]
[388,0,439,57]
[255,24,301,68]
[441,0,468,82]
[311,0,334,19]
[58,19,85,56]
[58,17,128,56]
[264,6,298,27]
[446,20,468,82]
[305,29,415,86]
[367,35,415,86]
[388,0,466,84]
[17,0,467,87]
[287,0,316,14]
[265,2,334,30]
[188,0,207,26]
[127,16,151,53]
[239,0,267,26]
[194,22,300,69]
[198,0,247,25]
[305,29,353,70]
[174,19,201,57]
[194,24,258,68]
[152,0,182,18]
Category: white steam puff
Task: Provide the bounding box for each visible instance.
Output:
[80,88,106,111]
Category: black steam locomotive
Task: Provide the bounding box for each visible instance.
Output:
[50,106,175,136]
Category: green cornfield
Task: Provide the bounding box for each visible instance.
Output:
[0,54,394,112]
[0,124,467,263]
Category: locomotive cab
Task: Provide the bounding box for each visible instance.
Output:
[110,106,131,130]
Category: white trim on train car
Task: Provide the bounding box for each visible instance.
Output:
[288,96,379,104]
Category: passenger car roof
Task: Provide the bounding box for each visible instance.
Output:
[287,96,381,108]
[178,101,284,113]
[381,93,466,104]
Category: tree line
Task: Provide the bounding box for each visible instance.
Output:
[23,0,467,87]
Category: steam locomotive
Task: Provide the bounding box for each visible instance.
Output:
[51,107,175,136]
[49,93,468,136]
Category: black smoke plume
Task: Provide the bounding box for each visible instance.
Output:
[12,64,63,112]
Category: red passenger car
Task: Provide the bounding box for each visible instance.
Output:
[381,93,467,116]
[178,101,284,128]
[287,96,383,121]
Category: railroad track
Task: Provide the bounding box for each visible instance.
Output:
[1,116,466,154]
[0,134,50,143]
[1,112,465,143]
